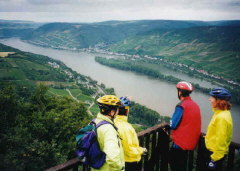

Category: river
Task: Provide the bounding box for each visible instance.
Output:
[1,38,239,143]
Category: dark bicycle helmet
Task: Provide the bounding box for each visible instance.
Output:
[119,96,131,115]
[120,96,131,107]
[209,87,231,101]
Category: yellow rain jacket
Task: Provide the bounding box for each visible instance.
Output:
[205,109,233,161]
[92,113,125,171]
[114,115,145,162]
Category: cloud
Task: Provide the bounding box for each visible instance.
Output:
[27,0,70,4]
[1,0,240,12]
[0,0,239,22]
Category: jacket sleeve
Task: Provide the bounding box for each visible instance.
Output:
[170,106,184,130]
[120,125,144,159]
[102,125,123,171]
[211,117,229,161]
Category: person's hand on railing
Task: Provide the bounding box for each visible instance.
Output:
[162,124,171,135]
[207,160,216,170]
[142,148,148,156]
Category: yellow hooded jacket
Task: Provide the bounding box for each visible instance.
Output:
[205,109,233,161]
[114,115,145,162]
[92,113,125,171]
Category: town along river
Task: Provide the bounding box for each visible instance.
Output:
[1,38,240,143]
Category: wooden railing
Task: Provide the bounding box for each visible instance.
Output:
[46,124,240,171]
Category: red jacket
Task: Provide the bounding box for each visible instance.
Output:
[172,96,201,150]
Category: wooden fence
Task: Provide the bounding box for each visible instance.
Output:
[46,124,240,171]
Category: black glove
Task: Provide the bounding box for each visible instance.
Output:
[162,124,171,135]
[163,124,171,131]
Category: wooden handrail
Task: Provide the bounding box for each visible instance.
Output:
[46,124,240,171]
[46,158,82,171]
[137,124,164,137]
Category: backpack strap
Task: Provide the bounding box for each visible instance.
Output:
[91,119,118,131]
[93,119,122,147]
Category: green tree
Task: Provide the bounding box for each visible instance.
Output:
[0,84,91,170]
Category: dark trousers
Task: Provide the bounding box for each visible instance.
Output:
[199,148,225,171]
[169,147,189,171]
[125,162,138,171]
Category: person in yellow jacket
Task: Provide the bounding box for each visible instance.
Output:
[93,95,125,171]
[114,96,147,171]
[204,88,233,171]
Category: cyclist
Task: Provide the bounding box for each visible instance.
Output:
[204,88,233,171]
[93,95,125,171]
[114,96,147,171]
[167,81,201,171]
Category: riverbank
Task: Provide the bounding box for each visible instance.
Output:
[95,56,240,104]
[1,38,239,143]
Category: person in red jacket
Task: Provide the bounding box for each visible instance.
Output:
[167,81,201,171]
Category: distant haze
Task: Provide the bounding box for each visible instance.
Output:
[0,0,240,22]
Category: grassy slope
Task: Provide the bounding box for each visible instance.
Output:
[0,43,96,110]
[24,20,208,49]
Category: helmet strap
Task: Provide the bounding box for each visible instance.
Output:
[107,108,118,119]
[178,89,181,100]
[118,107,128,116]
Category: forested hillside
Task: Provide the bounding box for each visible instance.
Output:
[110,26,240,81]
[7,19,238,83]
[0,43,96,170]
[0,43,166,170]
[22,20,209,49]
[0,84,91,170]
[0,20,41,38]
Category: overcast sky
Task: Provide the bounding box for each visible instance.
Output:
[0,0,240,22]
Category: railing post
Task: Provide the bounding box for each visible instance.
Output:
[148,131,157,170]
[187,150,194,171]
[144,133,150,170]
[155,130,162,171]
[159,129,169,171]
[196,136,205,171]
[137,136,144,171]
[227,145,235,171]
[73,164,78,171]
[83,165,91,171]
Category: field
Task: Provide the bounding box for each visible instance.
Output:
[0,52,15,57]
[48,88,70,97]
[0,43,100,116]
